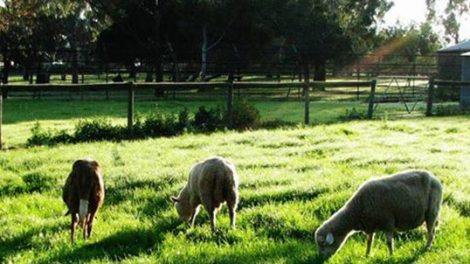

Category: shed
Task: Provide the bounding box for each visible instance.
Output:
[436,40,470,80]
[461,52,470,108]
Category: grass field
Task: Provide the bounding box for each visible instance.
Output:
[1,98,469,263]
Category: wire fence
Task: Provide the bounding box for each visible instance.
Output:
[2,51,460,85]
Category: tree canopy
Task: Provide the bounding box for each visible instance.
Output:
[0,0,453,83]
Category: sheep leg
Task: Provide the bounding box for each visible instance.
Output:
[227,201,237,229]
[189,206,200,227]
[386,231,394,255]
[209,208,217,231]
[82,213,89,240]
[201,196,217,231]
[425,192,440,251]
[70,213,78,243]
[226,191,238,229]
[425,218,438,250]
[366,232,375,257]
[86,210,97,239]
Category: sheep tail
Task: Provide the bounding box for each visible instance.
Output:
[78,199,89,224]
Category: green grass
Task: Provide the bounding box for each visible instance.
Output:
[1,98,470,263]
[2,97,432,147]
[2,98,372,147]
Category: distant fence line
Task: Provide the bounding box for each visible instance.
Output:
[0,80,376,149]
[1,52,449,84]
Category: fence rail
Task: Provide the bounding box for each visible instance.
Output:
[0,79,388,149]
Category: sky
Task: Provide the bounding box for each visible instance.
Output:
[382,0,470,42]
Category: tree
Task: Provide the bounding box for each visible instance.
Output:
[262,0,392,82]
[0,0,65,84]
[426,0,470,44]
[374,22,441,75]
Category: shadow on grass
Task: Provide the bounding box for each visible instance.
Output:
[105,176,179,206]
[177,240,323,264]
[0,224,62,262]
[38,219,180,264]
[238,188,328,211]
[371,247,428,264]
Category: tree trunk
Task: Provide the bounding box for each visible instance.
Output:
[200,24,208,82]
[23,65,29,81]
[166,37,180,82]
[313,59,326,81]
[2,51,9,84]
[145,70,154,82]
[155,58,163,82]
[314,58,326,91]
[71,48,79,84]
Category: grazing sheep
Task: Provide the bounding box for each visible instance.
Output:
[63,159,105,242]
[315,170,442,259]
[171,157,239,231]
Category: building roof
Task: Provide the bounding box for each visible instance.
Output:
[438,40,470,53]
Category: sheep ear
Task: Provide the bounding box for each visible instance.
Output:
[326,233,335,245]
[170,196,180,203]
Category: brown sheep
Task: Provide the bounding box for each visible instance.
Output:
[171,157,239,231]
[63,159,105,242]
[315,170,442,259]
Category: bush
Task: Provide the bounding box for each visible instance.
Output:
[27,122,53,146]
[434,105,466,116]
[230,101,260,130]
[177,108,191,131]
[193,106,224,131]
[339,108,366,121]
[26,104,264,146]
[138,113,180,137]
[74,119,126,142]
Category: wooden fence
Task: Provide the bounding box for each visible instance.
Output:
[0,80,376,149]
[425,79,470,116]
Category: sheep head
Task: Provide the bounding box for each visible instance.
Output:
[171,196,193,223]
[314,225,348,259]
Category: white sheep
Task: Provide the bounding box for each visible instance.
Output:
[315,170,442,259]
[171,157,239,231]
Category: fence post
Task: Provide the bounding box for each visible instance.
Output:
[227,78,234,128]
[367,79,377,119]
[304,65,310,125]
[127,82,135,136]
[426,78,435,116]
[0,86,3,150]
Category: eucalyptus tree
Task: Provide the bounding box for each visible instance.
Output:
[261,0,392,81]
[89,0,180,81]
[0,0,64,83]
[426,0,469,44]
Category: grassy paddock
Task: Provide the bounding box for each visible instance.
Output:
[1,114,470,263]
[1,97,432,147]
[1,97,469,263]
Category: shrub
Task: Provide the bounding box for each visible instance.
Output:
[139,113,180,137]
[26,104,264,146]
[27,122,54,146]
[434,105,466,116]
[74,119,126,142]
[177,108,191,131]
[339,108,366,121]
[230,101,260,130]
[193,106,224,131]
